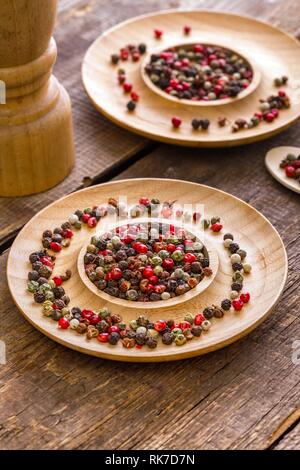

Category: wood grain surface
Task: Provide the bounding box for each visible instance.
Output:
[0,0,299,450]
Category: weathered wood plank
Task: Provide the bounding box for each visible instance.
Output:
[273,422,300,450]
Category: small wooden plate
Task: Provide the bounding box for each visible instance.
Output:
[265,146,300,194]
[82,10,300,147]
[7,179,287,362]
[77,217,219,309]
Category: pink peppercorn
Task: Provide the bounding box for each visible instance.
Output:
[278,90,286,97]
[154,28,163,39]
[265,113,275,123]
[232,299,244,311]
[82,213,90,223]
[162,258,174,270]
[139,196,150,205]
[131,91,140,102]
[108,325,120,334]
[64,229,74,238]
[50,241,62,252]
[111,267,123,280]
[285,166,296,178]
[98,333,109,343]
[194,313,205,325]
[58,317,70,329]
[88,217,97,228]
[240,292,250,303]
[120,49,129,60]
[123,82,132,93]
[154,320,167,332]
[171,116,182,128]
[40,256,54,268]
[210,223,223,232]
[53,276,62,287]
[183,25,191,35]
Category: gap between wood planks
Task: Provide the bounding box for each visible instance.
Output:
[0,141,157,255]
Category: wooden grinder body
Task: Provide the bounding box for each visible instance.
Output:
[0,0,75,196]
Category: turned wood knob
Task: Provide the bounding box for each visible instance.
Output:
[0,0,75,196]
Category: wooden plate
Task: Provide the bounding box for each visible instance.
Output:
[265,146,300,194]
[7,179,287,362]
[82,10,300,147]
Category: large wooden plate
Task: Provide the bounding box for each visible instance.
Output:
[7,179,287,362]
[82,10,300,147]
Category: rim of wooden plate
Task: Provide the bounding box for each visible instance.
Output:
[7,179,288,362]
[265,146,300,194]
[77,217,219,309]
[140,40,261,107]
[82,9,300,147]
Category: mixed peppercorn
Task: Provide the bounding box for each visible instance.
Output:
[279,152,300,185]
[84,221,212,301]
[145,43,253,102]
[27,195,251,351]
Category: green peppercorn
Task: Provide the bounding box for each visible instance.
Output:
[175,334,187,346]
[243,263,252,274]
[129,319,138,330]
[184,313,194,324]
[172,327,183,336]
[232,271,244,283]
[27,280,39,292]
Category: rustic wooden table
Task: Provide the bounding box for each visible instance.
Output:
[0,0,299,450]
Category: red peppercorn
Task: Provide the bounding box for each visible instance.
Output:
[81,309,94,319]
[50,241,62,252]
[111,267,123,280]
[108,325,120,333]
[133,242,148,254]
[179,321,191,330]
[64,229,74,239]
[232,299,244,311]
[149,275,158,284]
[40,256,54,268]
[120,49,129,60]
[175,209,183,217]
[265,113,275,123]
[105,272,112,281]
[278,90,286,97]
[154,28,163,39]
[183,25,191,35]
[98,333,109,343]
[139,196,150,205]
[194,313,205,325]
[53,276,62,287]
[154,320,167,332]
[167,243,176,253]
[143,266,154,279]
[146,284,155,294]
[123,82,133,93]
[285,166,296,178]
[194,44,204,53]
[58,317,70,329]
[162,258,174,270]
[210,223,223,232]
[88,217,97,228]
[271,108,279,118]
[123,234,134,244]
[184,253,196,264]
[82,213,90,223]
[255,112,263,120]
[118,74,126,84]
[131,91,140,102]
[240,292,250,303]
[171,116,182,128]
[132,52,140,62]
[89,314,101,325]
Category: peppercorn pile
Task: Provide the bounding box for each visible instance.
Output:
[145,44,253,102]
[27,195,251,352]
[84,222,211,302]
[279,152,300,185]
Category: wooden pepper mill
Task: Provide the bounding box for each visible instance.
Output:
[0,0,75,196]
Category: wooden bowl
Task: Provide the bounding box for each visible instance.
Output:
[82,10,300,147]
[7,179,288,362]
[265,146,300,194]
[140,40,261,107]
[77,217,219,309]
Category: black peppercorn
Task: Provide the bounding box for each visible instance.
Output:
[232,262,243,271]
[33,292,45,303]
[146,337,158,348]
[200,119,210,130]
[229,242,239,254]
[109,332,120,345]
[191,118,201,130]
[111,53,119,64]
[37,277,49,285]
[51,310,62,321]
[28,271,39,281]
[135,332,147,345]
[221,299,231,311]
[203,306,214,319]
[162,332,173,345]
[138,43,147,54]
[53,286,65,299]
[29,253,40,264]
[191,325,202,337]
[231,282,243,292]
[43,230,52,239]
[127,100,136,111]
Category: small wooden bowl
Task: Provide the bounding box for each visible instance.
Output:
[7,179,288,362]
[265,146,300,194]
[141,41,261,107]
[77,217,219,309]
